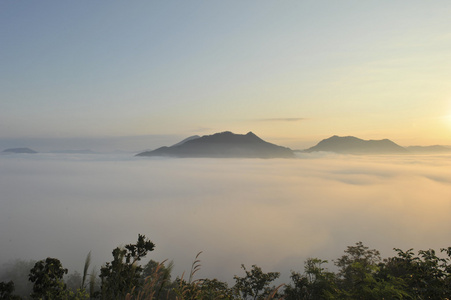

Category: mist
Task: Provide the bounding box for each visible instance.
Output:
[1,153,450,284]
[0,134,185,153]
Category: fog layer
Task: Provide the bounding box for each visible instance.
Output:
[1,153,450,283]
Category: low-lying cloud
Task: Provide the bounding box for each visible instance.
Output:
[1,153,450,284]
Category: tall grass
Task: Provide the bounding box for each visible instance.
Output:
[125,260,174,300]
[81,251,91,290]
[124,251,283,300]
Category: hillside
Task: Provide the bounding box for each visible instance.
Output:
[304,136,408,154]
[170,135,200,147]
[136,131,294,158]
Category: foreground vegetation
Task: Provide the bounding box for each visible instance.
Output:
[1,235,451,299]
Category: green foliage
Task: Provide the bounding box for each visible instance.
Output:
[0,280,22,300]
[172,277,236,300]
[335,241,381,288]
[99,234,155,299]
[333,242,410,299]
[166,252,236,300]
[173,252,203,300]
[197,278,235,299]
[284,258,338,300]
[233,264,281,300]
[139,260,176,300]
[4,235,451,300]
[28,257,68,300]
[382,247,451,299]
[66,288,90,300]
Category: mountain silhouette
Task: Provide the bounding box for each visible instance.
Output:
[170,135,200,147]
[2,147,38,154]
[406,145,451,154]
[136,131,294,158]
[304,136,408,154]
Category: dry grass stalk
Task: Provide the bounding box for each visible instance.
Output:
[126,260,172,300]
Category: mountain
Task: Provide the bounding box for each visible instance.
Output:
[171,135,200,147]
[406,145,451,154]
[304,136,408,154]
[136,131,294,158]
[2,147,38,154]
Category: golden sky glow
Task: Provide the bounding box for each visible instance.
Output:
[1,1,450,150]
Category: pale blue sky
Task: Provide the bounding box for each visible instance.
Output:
[1,1,451,150]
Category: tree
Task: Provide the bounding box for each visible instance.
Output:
[334,242,409,299]
[233,264,281,300]
[382,247,451,299]
[99,234,155,299]
[28,257,68,299]
[0,259,35,299]
[335,242,381,287]
[284,258,337,300]
[0,280,22,300]
[197,278,235,299]
[141,259,176,300]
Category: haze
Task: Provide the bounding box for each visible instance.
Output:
[1,0,451,288]
[1,1,451,149]
[1,153,450,283]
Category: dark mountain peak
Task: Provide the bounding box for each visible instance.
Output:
[245,131,264,141]
[332,135,356,140]
[213,131,232,136]
[331,135,359,140]
[171,135,200,147]
[321,135,364,143]
[2,147,38,154]
[305,135,407,154]
[314,136,362,148]
[187,131,262,145]
[136,131,294,158]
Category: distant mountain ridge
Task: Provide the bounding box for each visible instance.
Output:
[2,147,37,154]
[406,145,451,154]
[136,131,294,158]
[304,136,408,154]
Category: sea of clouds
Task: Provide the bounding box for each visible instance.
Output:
[1,152,450,284]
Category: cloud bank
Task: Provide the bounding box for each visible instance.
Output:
[1,153,450,284]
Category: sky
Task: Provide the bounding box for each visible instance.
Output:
[1,1,451,151]
[1,153,451,285]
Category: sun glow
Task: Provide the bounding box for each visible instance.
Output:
[441,101,451,131]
